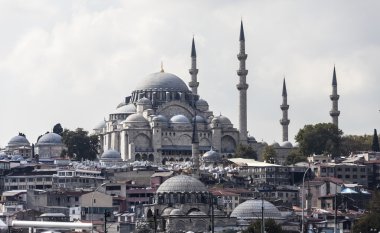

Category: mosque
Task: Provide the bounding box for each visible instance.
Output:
[93,21,341,165]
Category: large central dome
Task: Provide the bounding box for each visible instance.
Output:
[135,72,189,92]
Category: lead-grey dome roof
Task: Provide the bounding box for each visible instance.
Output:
[124,113,149,123]
[135,72,189,92]
[101,149,122,160]
[114,103,136,114]
[8,135,30,146]
[230,199,282,219]
[94,120,106,130]
[169,115,190,124]
[156,175,208,193]
[280,141,293,148]
[37,133,62,145]
[137,97,152,105]
[203,148,222,162]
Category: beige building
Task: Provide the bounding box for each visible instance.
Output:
[316,163,368,186]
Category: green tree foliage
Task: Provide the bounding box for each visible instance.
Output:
[372,129,380,152]
[262,145,277,164]
[61,128,99,161]
[53,123,64,136]
[242,219,283,233]
[234,144,258,160]
[295,123,343,157]
[352,191,380,232]
[340,134,372,156]
[285,148,307,165]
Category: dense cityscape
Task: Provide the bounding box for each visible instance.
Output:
[1,2,379,233]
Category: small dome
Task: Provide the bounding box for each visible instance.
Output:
[152,115,168,123]
[196,99,208,107]
[124,113,149,124]
[114,103,136,114]
[137,97,152,106]
[188,211,207,216]
[169,115,190,124]
[94,120,106,130]
[270,141,280,148]
[37,133,62,145]
[192,115,205,124]
[203,148,222,162]
[135,72,189,92]
[8,135,30,146]
[157,175,208,193]
[230,199,282,219]
[101,150,122,160]
[280,141,293,148]
[170,209,185,216]
[218,115,232,125]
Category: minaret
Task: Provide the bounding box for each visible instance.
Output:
[236,21,249,144]
[280,78,290,142]
[192,112,200,178]
[330,66,340,127]
[189,37,199,95]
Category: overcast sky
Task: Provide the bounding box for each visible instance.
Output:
[0,0,379,147]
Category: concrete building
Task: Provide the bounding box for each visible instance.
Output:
[316,163,368,186]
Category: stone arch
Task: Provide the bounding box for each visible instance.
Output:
[221,135,236,153]
[179,158,184,162]
[162,137,173,146]
[187,208,201,214]
[142,154,148,161]
[185,158,190,161]
[135,154,141,161]
[133,133,152,151]
[156,101,194,119]
[177,134,192,145]
[169,158,174,161]
[148,154,154,162]
[162,158,168,164]
[200,138,211,147]
[147,209,153,218]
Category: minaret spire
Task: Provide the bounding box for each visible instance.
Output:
[189,36,199,95]
[330,66,340,127]
[192,111,200,178]
[237,20,249,144]
[280,78,290,142]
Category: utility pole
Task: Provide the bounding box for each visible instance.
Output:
[104,211,111,233]
[261,194,265,233]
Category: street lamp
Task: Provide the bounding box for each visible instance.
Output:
[301,167,311,233]
[91,182,108,233]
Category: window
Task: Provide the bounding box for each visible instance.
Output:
[360,168,366,172]
[353,168,357,172]
[321,168,326,172]
[337,168,342,171]
[345,168,350,172]
[337,175,342,178]
[353,175,357,179]
[345,175,350,178]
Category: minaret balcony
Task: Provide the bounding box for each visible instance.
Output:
[189,68,198,75]
[237,54,248,60]
[280,119,290,125]
[237,70,248,76]
[189,81,199,88]
[280,104,289,110]
[329,110,340,116]
[236,83,249,90]
[330,94,340,100]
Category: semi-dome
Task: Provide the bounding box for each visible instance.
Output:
[188,211,207,216]
[94,120,106,130]
[196,99,208,107]
[137,97,152,106]
[230,199,282,219]
[152,115,168,123]
[169,115,190,124]
[101,149,122,160]
[114,103,136,114]
[161,207,174,216]
[8,135,30,146]
[280,141,293,148]
[37,133,62,145]
[124,113,149,124]
[116,102,126,108]
[192,115,206,124]
[271,141,280,148]
[156,175,208,193]
[135,72,189,92]
[202,148,222,162]
[170,209,185,216]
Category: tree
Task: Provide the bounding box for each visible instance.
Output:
[295,123,343,157]
[234,144,258,160]
[285,148,307,165]
[61,128,99,161]
[242,219,283,233]
[372,129,380,152]
[262,145,277,164]
[340,134,372,156]
[352,191,380,233]
[53,123,63,136]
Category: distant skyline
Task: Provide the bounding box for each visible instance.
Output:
[0,0,379,147]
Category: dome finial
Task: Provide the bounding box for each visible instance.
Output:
[161,61,164,73]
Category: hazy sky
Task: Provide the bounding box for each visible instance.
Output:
[0,0,379,147]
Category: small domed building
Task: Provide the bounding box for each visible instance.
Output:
[5,134,32,158]
[202,148,223,166]
[143,175,236,232]
[35,132,65,159]
[100,149,123,167]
